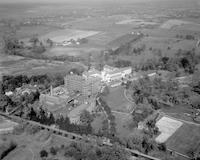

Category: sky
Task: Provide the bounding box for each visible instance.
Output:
[0,0,197,6]
[0,0,153,3]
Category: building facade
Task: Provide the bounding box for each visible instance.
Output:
[64,72,102,98]
[101,65,132,83]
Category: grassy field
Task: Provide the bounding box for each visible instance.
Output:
[92,112,134,138]
[41,29,99,42]
[17,25,59,40]
[104,86,133,113]
[0,55,84,76]
[113,112,134,138]
[166,123,200,155]
[92,113,106,133]
[160,19,192,29]
[0,130,72,160]
[44,46,101,57]
[161,104,195,122]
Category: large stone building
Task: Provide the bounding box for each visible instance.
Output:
[40,65,132,114]
[101,65,132,84]
[64,72,102,98]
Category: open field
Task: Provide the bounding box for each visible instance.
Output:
[92,113,106,133]
[44,46,101,57]
[174,22,200,33]
[166,123,200,155]
[92,112,134,138]
[160,19,193,29]
[0,55,84,76]
[161,104,195,122]
[104,86,133,113]
[17,25,59,40]
[41,29,100,42]
[0,130,72,160]
[113,112,134,138]
[116,18,146,25]
[116,18,158,27]
[155,117,183,143]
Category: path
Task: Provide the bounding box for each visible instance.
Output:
[111,110,130,116]
[27,148,34,160]
[124,89,135,104]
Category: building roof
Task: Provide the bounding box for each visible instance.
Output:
[103,65,117,72]
[83,68,101,78]
[105,67,132,75]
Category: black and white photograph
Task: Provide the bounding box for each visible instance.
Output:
[0,0,200,160]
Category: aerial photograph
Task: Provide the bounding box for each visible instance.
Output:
[0,0,200,159]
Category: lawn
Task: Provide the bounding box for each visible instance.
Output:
[92,112,134,138]
[92,113,106,133]
[104,86,133,113]
[113,112,134,138]
[166,123,200,155]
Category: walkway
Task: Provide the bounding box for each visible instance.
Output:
[124,89,135,104]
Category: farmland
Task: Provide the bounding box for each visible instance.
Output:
[166,123,200,156]
[44,46,101,57]
[155,115,200,156]
[0,55,84,76]
[41,29,100,43]
[160,19,192,29]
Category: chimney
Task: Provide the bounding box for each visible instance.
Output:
[50,85,53,96]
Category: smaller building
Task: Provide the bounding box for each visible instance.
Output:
[40,86,70,113]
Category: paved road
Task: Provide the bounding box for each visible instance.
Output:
[124,89,135,104]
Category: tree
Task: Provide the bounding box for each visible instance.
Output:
[101,144,129,160]
[0,82,4,95]
[0,94,12,112]
[46,38,53,47]
[2,35,22,55]
[40,150,48,158]
[48,113,55,125]
[29,37,39,47]
[50,147,57,155]
[80,110,93,126]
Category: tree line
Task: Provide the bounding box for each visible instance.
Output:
[1,74,64,92]
[40,141,130,160]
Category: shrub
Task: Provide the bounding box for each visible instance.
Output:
[40,149,48,158]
